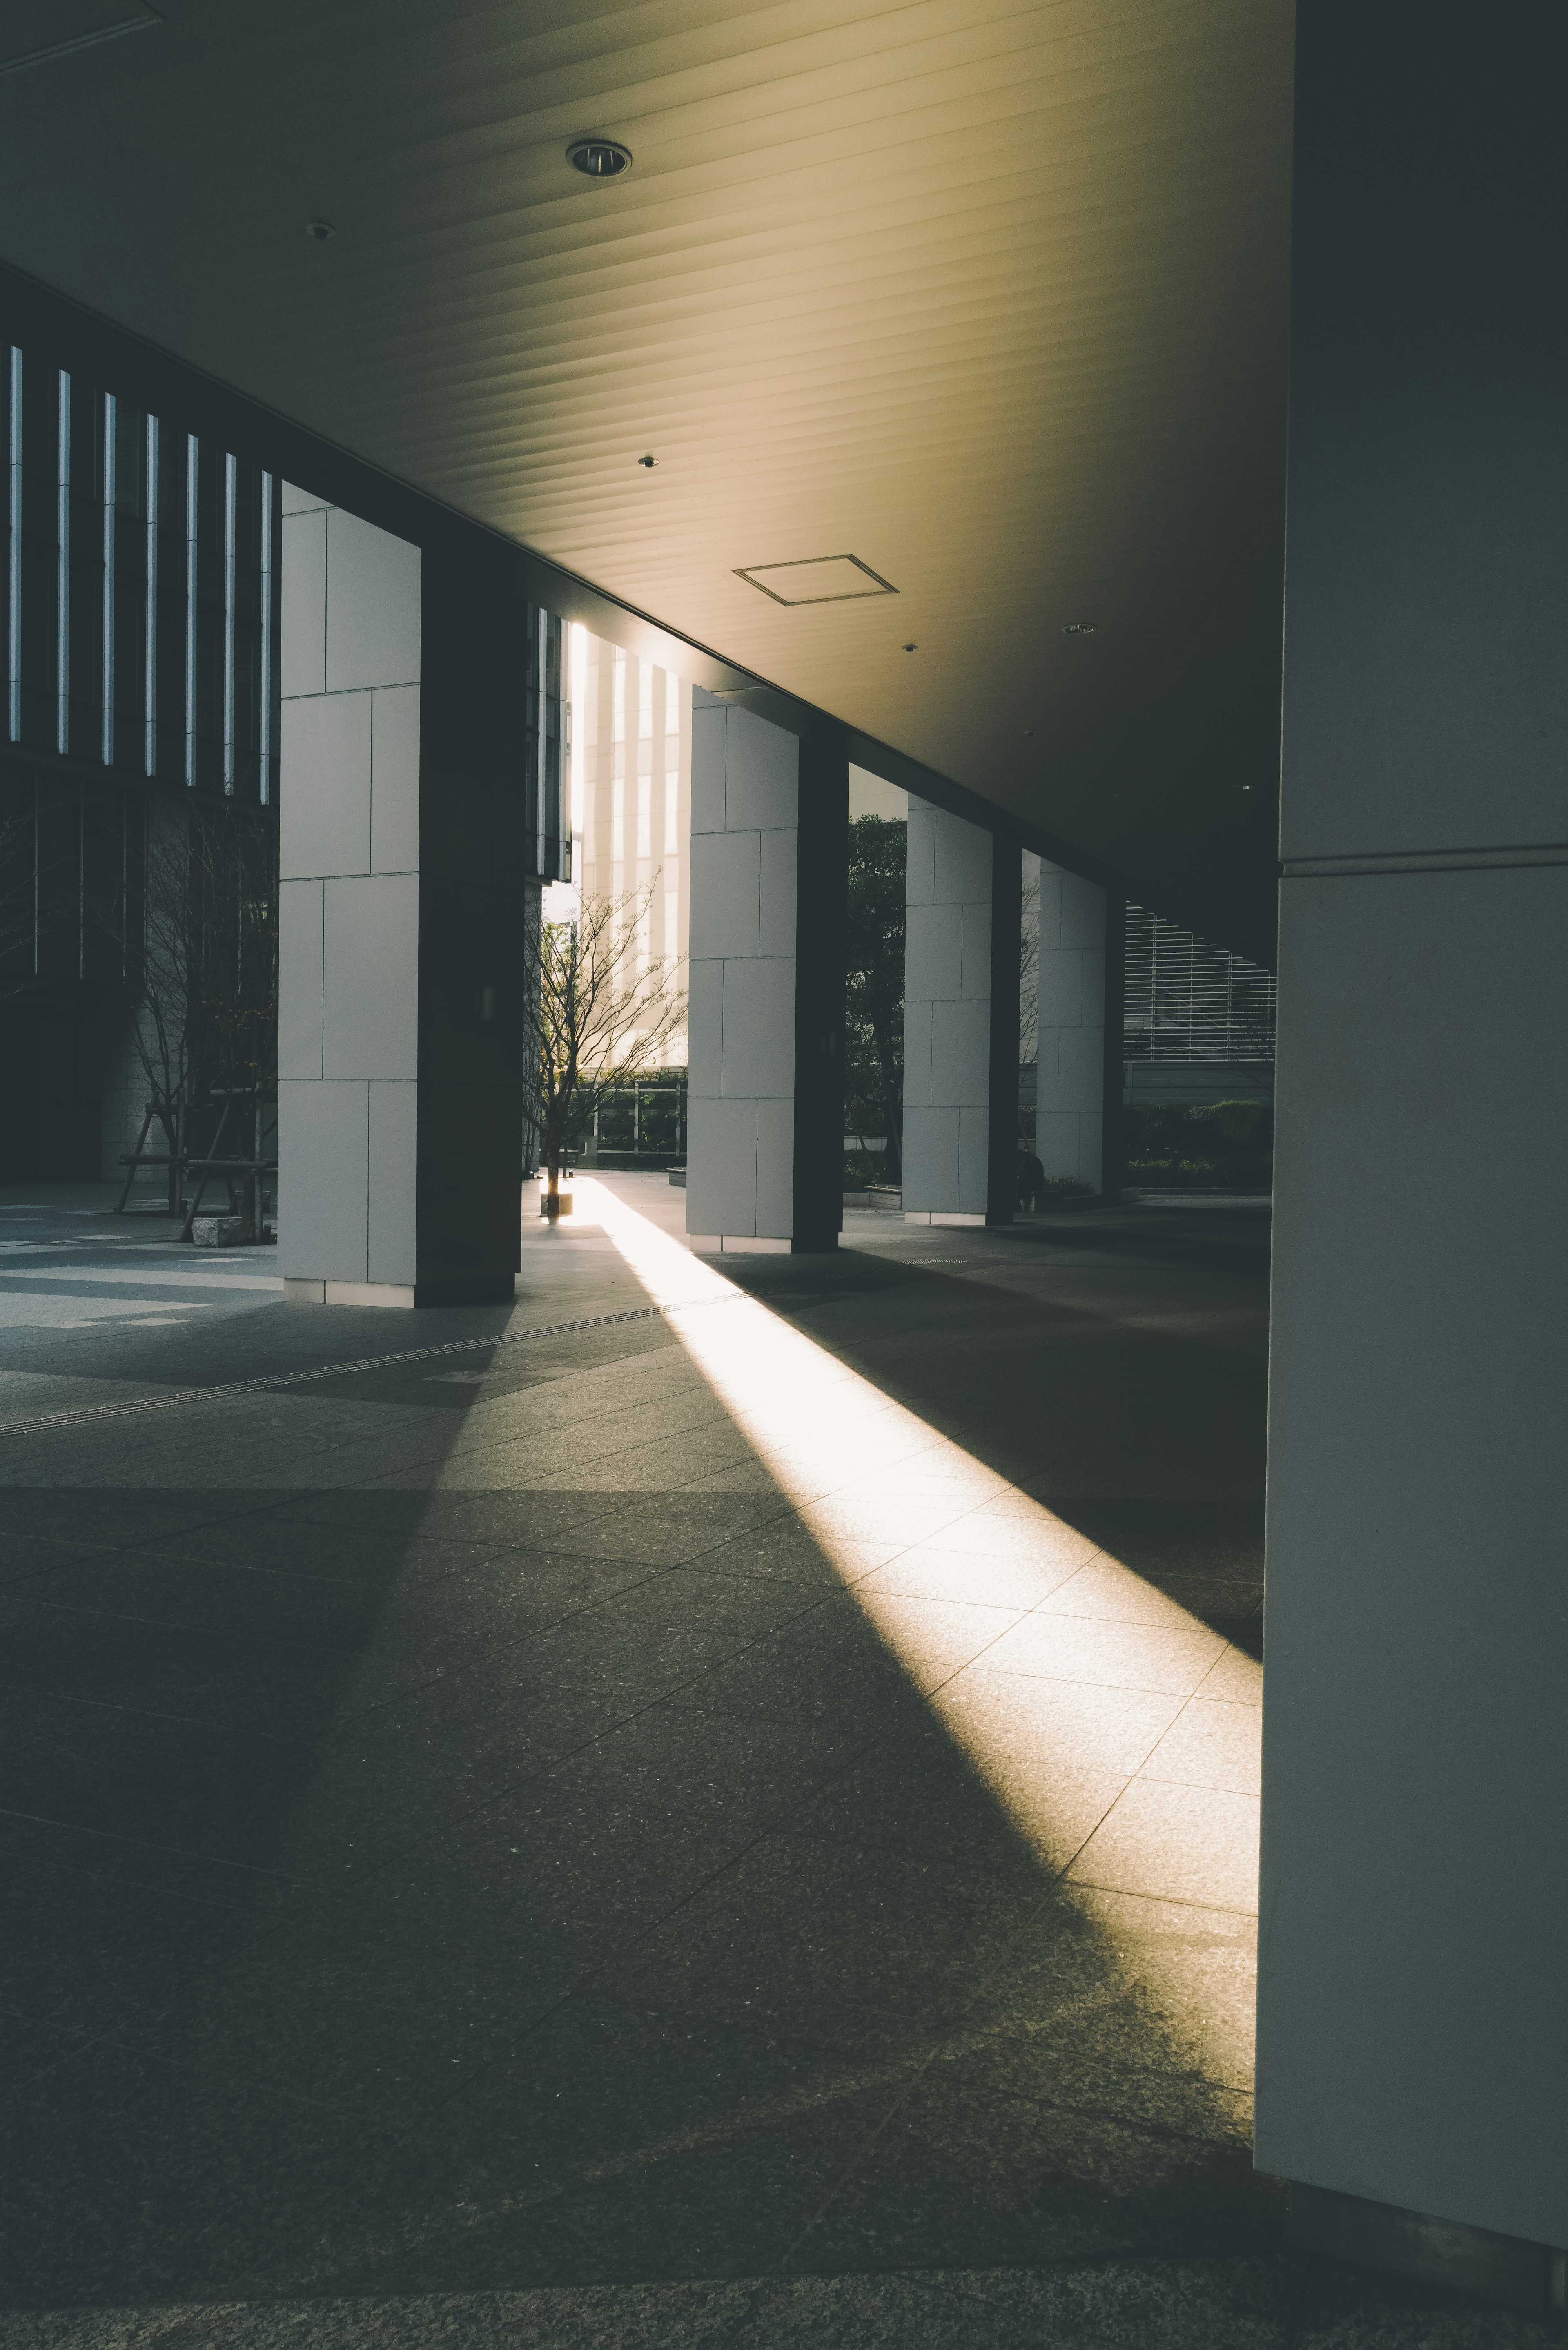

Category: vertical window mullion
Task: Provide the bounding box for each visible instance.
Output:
[56,369,69,757]
[144,413,158,777]
[7,346,20,743]
[183,430,197,785]
[101,391,116,765]
[222,449,236,790]
[258,469,273,803]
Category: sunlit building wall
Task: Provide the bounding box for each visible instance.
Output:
[556,627,690,1068]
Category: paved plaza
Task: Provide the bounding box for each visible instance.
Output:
[0,1180,1544,2346]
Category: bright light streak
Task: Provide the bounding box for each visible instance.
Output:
[574,1177,1260,2087]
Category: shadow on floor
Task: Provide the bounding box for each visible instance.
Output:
[0,1201,1284,2312]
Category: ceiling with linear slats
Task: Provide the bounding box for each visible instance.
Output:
[0,0,1294,956]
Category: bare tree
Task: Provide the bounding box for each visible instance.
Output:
[111,795,278,1204]
[844,814,906,1183]
[0,780,42,992]
[526,879,686,1208]
[1018,858,1040,1068]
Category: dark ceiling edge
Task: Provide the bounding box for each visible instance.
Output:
[0,256,1262,934]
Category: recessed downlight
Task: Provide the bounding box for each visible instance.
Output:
[305,220,336,241]
[1062,620,1096,636]
[568,138,632,180]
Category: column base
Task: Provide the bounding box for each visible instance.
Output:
[282,1275,513,1307]
[903,1210,987,1227]
[688,1235,840,1255]
[1289,2183,1567,2319]
[283,1279,416,1309]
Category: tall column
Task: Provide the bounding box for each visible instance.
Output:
[1034,858,1108,1192]
[1256,0,1568,2308]
[901,798,1019,1225]
[685,691,845,1253]
[277,488,523,1306]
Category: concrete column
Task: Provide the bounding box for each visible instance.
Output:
[1257,0,1568,2305]
[277,487,523,1306]
[685,691,845,1253]
[902,798,1018,1224]
[1034,858,1107,1192]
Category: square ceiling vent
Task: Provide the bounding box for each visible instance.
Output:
[735,555,897,606]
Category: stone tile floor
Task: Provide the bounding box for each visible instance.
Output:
[0,1178,1548,2345]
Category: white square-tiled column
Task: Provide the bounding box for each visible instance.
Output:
[1256,0,1568,2296]
[902,798,1019,1225]
[278,488,422,1306]
[686,692,845,1253]
[1035,859,1108,1191]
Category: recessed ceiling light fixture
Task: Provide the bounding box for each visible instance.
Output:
[1062,620,1096,636]
[736,555,896,606]
[637,454,658,468]
[568,138,633,179]
[902,642,917,652]
[305,220,336,241]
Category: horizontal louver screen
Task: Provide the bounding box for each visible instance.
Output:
[1124,904,1275,1062]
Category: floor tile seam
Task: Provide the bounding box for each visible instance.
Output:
[0,1300,712,1444]
[921,2067,1257,2153]
[0,1679,313,1746]
[952,1656,1218,1704]
[409,1401,760,1485]
[767,2022,961,2285]
[937,2011,1252,2101]
[435,1382,743,1457]
[0,1807,286,1904]
[1064,1863,1260,1919]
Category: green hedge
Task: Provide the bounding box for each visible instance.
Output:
[1123,1099,1272,1189]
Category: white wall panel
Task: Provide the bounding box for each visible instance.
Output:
[685,694,800,1246]
[1034,856,1105,1189]
[322,876,419,1081]
[279,506,326,698]
[721,959,795,1099]
[370,684,421,873]
[279,691,372,879]
[279,499,423,1297]
[367,1080,419,1286]
[1259,863,1568,2244]
[277,881,323,1081]
[324,510,422,692]
[902,794,992,1217]
[689,831,760,961]
[278,1080,368,1282]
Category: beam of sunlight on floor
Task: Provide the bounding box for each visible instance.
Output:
[560,1180,1262,2097]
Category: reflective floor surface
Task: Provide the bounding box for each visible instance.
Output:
[0,1178,1547,2346]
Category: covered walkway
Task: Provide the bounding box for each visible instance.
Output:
[0,1182,1537,2344]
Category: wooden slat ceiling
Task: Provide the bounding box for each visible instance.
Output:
[0,0,1294,955]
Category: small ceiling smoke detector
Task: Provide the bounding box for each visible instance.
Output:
[305,220,336,241]
[1062,620,1096,636]
[637,454,658,468]
[902,642,917,652]
[568,138,632,179]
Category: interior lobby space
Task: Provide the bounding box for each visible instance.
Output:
[0,1178,1546,2346]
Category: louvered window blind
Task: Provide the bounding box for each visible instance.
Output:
[1123,905,1276,1061]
